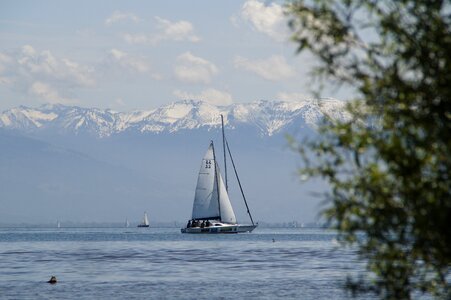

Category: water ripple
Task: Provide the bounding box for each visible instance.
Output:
[0,227,371,300]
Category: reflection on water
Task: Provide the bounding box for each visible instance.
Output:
[0,228,371,299]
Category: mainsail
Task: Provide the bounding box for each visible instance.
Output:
[191,142,237,224]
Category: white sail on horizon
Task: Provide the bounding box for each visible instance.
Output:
[142,212,149,226]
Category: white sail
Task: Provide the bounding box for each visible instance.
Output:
[181,115,256,234]
[217,171,236,224]
[191,142,237,224]
[143,212,149,226]
[192,143,220,220]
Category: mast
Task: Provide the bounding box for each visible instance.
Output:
[221,114,228,191]
[211,141,221,221]
[225,139,255,226]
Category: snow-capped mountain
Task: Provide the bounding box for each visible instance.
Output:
[0,99,347,137]
[0,98,346,224]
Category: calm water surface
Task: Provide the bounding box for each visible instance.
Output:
[0,227,370,299]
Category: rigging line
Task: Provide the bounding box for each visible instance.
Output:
[211,141,222,221]
[225,139,255,226]
[221,114,228,192]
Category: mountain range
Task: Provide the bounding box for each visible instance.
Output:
[0,99,345,224]
[0,98,346,137]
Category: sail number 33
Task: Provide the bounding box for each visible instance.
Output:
[205,160,212,168]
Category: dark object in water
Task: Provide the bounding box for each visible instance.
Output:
[48,276,57,284]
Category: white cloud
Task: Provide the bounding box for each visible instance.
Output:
[21,44,36,57]
[18,49,57,75]
[122,33,149,44]
[174,52,218,84]
[276,92,311,102]
[109,48,150,73]
[234,55,296,81]
[105,11,141,26]
[30,81,76,104]
[16,45,95,87]
[173,88,233,106]
[0,45,95,105]
[155,17,200,42]
[239,0,289,42]
[0,52,14,77]
[61,58,96,87]
[122,17,200,45]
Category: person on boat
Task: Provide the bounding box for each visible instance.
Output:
[48,276,57,284]
[187,220,191,228]
[200,220,205,228]
[205,220,211,227]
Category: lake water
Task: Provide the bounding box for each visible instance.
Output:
[0,227,371,299]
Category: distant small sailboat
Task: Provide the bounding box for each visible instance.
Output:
[137,212,150,227]
[125,218,130,228]
[181,115,257,234]
[56,220,61,228]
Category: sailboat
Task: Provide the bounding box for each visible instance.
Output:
[125,218,130,228]
[181,115,257,234]
[137,212,150,227]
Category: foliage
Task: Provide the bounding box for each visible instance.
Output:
[287,0,451,298]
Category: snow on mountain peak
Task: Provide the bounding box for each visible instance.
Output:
[0,99,347,137]
[0,106,58,129]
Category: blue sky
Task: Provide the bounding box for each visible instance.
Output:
[0,0,350,112]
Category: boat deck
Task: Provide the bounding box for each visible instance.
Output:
[181,223,257,234]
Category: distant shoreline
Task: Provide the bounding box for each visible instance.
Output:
[0,221,328,229]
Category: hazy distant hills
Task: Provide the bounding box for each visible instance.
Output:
[0,132,161,223]
[0,99,343,224]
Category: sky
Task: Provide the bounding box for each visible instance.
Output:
[0,0,351,112]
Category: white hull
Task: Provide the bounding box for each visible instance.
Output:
[181,223,257,234]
